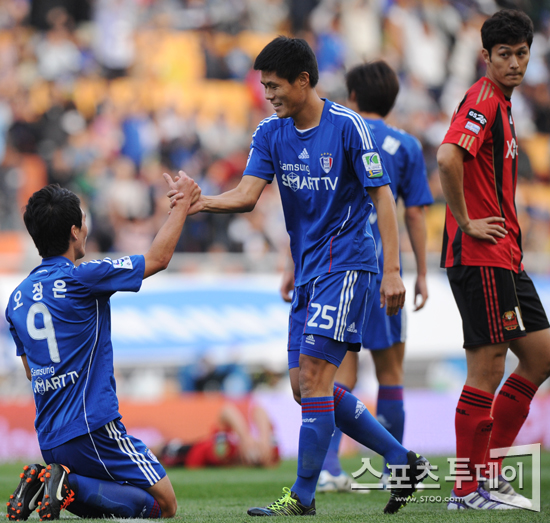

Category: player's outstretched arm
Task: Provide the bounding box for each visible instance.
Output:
[404,205,428,311]
[367,184,406,316]
[169,174,268,215]
[437,143,507,244]
[143,173,200,279]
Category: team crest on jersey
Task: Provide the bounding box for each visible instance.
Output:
[362,152,383,178]
[319,153,333,174]
[113,256,133,270]
[502,310,519,331]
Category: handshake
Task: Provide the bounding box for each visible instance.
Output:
[163,170,202,215]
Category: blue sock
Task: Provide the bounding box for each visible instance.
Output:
[291,396,335,506]
[321,382,349,476]
[67,473,162,518]
[377,385,405,474]
[333,385,408,468]
[322,427,343,476]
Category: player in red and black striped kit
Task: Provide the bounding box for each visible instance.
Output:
[437,9,550,510]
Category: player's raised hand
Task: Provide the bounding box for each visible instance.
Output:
[462,216,507,244]
[380,271,406,316]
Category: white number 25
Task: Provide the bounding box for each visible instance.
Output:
[307,303,337,330]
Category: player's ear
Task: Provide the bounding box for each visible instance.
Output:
[70,224,79,241]
[298,71,310,89]
[481,48,491,64]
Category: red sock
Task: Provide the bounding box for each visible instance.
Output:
[486,373,537,477]
[454,386,494,496]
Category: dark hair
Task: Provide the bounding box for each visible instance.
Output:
[253,36,319,87]
[24,184,82,258]
[481,9,534,55]
[345,61,399,117]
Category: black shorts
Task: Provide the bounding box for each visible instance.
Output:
[447,266,549,348]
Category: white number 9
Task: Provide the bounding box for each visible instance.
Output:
[27,302,60,363]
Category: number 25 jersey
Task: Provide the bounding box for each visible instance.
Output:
[245,100,391,286]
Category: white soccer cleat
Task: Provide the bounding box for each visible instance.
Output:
[480,476,532,509]
[447,487,519,510]
[317,470,352,493]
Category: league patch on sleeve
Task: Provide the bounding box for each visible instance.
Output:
[465,121,481,134]
[362,152,383,178]
[113,256,133,270]
[466,109,487,129]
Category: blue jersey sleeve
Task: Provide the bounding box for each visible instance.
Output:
[74,255,145,295]
[342,111,391,189]
[243,117,276,182]
[5,310,25,357]
[398,136,434,208]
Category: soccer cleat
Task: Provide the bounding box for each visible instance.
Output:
[36,464,75,521]
[447,486,518,510]
[247,487,316,516]
[383,451,431,514]
[479,476,532,509]
[316,470,352,493]
[6,464,45,521]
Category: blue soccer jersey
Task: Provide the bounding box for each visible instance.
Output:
[244,100,391,286]
[5,255,145,450]
[363,118,433,281]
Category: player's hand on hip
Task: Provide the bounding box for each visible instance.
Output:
[413,274,428,311]
[380,272,406,316]
[462,216,507,244]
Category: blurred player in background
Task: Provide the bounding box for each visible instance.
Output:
[158,402,280,468]
[169,35,429,517]
[5,173,199,520]
[437,8,550,510]
[293,60,433,492]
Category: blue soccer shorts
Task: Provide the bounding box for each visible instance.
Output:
[288,270,375,369]
[41,418,166,489]
[362,279,406,350]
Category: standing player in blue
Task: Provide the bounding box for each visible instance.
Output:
[5,173,199,521]
[309,61,434,491]
[169,36,429,516]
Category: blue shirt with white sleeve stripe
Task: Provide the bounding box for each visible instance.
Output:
[244,99,390,286]
[5,254,145,450]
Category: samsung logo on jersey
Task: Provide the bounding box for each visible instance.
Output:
[467,109,487,128]
[281,173,338,192]
[33,371,79,396]
[31,366,56,377]
[280,162,310,173]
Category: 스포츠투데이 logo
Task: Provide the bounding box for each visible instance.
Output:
[362,152,383,178]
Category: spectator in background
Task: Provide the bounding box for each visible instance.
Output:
[158,402,280,468]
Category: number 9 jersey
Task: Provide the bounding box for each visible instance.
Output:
[5,254,145,450]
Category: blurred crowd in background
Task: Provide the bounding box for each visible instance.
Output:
[0,0,550,267]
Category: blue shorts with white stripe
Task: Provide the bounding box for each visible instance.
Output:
[41,418,166,489]
[287,270,375,369]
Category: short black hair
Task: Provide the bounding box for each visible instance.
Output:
[24,184,82,258]
[253,36,319,87]
[481,9,534,55]
[345,61,399,118]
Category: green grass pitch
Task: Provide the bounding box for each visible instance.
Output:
[1,454,549,522]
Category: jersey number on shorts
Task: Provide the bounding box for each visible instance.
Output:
[26,302,61,363]
[307,303,337,330]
